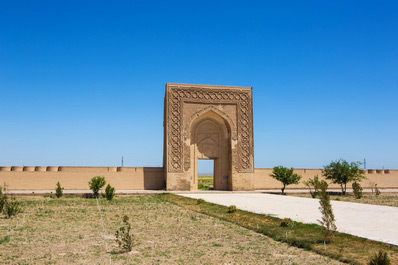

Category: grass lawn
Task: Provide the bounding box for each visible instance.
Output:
[0,195,342,265]
[288,192,398,207]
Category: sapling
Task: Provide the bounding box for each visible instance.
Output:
[104,184,115,201]
[115,215,133,252]
[55,182,64,198]
[352,181,363,199]
[303,175,320,198]
[317,180,336,242]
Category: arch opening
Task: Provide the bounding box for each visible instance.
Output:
[189,110,231,190]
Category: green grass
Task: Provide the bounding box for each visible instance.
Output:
[158,193,398,265]
[198,175,213,190]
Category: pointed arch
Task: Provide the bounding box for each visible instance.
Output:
[185,106,236,141]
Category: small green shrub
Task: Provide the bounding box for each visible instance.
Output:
[303,175,320,198]
[3,197,21,218]
[375,184,381,196]
[369,250,390,265]
[0,235,10,244]
[104,184,115,201]
[115,215,133,252]
[197,198,205,204]
[352,181,363,199]
[55,182,64,198]
[88,176,106,198]
[0,186,5,212]
[280,218,292,227]
[335,197,341,201]
[227,205,237,213]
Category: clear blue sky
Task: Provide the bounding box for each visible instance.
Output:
[1,1,397,172]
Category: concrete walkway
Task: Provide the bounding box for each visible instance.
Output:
[179,193,398,246]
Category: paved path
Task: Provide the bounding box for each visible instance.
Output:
[179,193,398,246]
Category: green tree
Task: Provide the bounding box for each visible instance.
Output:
[269,166,301,195]
[322,159,365,195]
[88,176,106,198]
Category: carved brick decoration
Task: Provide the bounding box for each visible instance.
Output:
[165,84,254,174]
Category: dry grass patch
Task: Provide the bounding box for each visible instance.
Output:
[0,196,342,264]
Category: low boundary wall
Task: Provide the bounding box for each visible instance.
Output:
[0,166,165,191]
[1,166,397,191]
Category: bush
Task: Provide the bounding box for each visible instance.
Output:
[0,186,5,213]
[55,182,64,198]
[88,176,106,198]
[115,215,133,252]
[3,197,21,219]
[280,218,292,227]
[303,175,320,198]
[375,184,381,196]
[369,250,390,265]
[352,181,363,199]
[104,184,115,201]
[227,205,237,213]
[0,235,10,244]
[197,198,205,205]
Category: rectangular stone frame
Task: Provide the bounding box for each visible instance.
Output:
[164,83,254,191]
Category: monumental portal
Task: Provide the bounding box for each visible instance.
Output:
[164,83,254,191]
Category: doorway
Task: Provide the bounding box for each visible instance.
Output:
[198,159,214,190]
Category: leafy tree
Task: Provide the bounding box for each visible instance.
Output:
[88,176,106,198]
[269,166,301,195]
[322,159,365,195]
[317,180,336,242]
[303,175,321,198]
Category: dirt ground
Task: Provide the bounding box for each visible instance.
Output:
[289,192,398,207]
[0,196,343,265]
